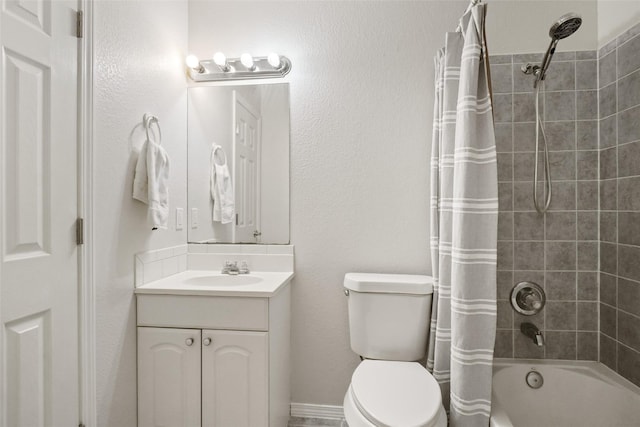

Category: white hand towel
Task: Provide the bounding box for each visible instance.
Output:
[133,139,170,230]
[210,144,235,224]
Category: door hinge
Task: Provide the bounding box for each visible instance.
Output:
[79,424,86,427]
[76,10,83,38]
[235,213,239,226]
[76,218,84,245]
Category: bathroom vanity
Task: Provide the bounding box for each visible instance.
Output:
[135,270,293,427]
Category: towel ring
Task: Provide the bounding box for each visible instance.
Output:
[143,113,162,144]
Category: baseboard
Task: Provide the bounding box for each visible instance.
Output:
[290,403,344,419]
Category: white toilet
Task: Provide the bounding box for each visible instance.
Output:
[343,273,447,427]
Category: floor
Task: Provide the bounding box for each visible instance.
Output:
[288,417,347,427]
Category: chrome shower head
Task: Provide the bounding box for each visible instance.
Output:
[550,13,582,40]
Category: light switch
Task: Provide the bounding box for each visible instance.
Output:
[176,208,184,230]
[191,208,199,228]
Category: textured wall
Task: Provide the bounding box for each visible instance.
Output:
[189,0,468,405]
[491,50,600,361]
[93,1,188,425]
[598,21,640,387]
[597,0,640,48]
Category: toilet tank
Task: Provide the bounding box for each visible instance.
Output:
[344,273,433,361]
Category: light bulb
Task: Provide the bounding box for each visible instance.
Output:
[213,52,226,67]
[241,53,255,70]
[267,52,281,68]
[185,55,200,69]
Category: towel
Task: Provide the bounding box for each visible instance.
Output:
[210,144,235,224]
[133,139,170,229]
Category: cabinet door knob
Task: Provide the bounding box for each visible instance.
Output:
[185,338,195,346]
[203,337,212,346]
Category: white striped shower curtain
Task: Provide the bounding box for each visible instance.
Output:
[427,3,498,427]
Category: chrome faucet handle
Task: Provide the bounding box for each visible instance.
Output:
[535,332,545,346]
[239,261,250,274]
[221,260,238,274]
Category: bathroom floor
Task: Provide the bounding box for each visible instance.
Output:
[288,417,347,427]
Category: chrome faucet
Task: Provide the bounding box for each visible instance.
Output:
[221,260,250,275]
[521,322,545,346]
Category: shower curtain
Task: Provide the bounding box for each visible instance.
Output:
[427,3,498,426]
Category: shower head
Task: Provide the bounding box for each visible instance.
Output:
[550,13,582,40]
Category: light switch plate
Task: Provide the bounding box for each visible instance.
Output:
[191,208,198,228]
[176,208,184,230]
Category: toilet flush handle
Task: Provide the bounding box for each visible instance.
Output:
[344,289,349,296]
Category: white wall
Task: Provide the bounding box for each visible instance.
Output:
[189,0,466,405]
[597,0,640,46]
[93,1,188,425]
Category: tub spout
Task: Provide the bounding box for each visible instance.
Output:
[521,322,545,346]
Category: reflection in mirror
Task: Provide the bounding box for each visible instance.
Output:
[187,83,289,244]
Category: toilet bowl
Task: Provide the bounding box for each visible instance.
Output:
[343,360,447,427]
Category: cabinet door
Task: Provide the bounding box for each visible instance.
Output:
[138,327,201,427]
[202,330,268,427]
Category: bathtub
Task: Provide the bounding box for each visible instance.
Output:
[491,359,640,427]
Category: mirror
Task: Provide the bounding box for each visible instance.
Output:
[187,83,290,244]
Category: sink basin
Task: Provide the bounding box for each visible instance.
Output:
[182,275,263,287]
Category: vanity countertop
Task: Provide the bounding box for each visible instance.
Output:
[134,270,294,298]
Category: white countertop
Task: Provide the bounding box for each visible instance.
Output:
[134,270,294,297]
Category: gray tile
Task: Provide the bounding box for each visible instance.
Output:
[618,278,640,317]
[600,147,617,180]
[618,344,640,387]
[619,244,640,282]
[600,179,617,211]
[576,60,597,90]
[545,91,575,121]
[513,182,534,211]
[514,93,537,122]
[553,52,575,61]
[577,272,598,301]
[577,212,598,241]
[600,273,617,307]
[549,182,576,211]
[600,243,618,275]
[576,51,597,60]
[497,300,513,329]
[491,64,513,94]
[577,151,598,180]
[577,120,598,150]
[545,121,575,151]
[618,69,640,111]
[513,241,544,270]
[513,63,534,93]
[513,152,536,182]
[617,22,640,46]
[514,329,544,359]
[495,123,513,153]
[548,151,575,180]
[601,303,617,338]
[618,142,640,177]
[600,333,617,371]
[600,212,617,243]
[513,211,544,240]
[545,271,576,300]
[577,302,598,331]
[493,94,513,123]
[514,53,543,63]
[577,181,598,210]
[599,50,617,88]
[490,54,512,65]
[497,153,513,182]
[498,212,513,241]
[514,122,535,152]
[599,38,617,59]
[545,212,576,241]
[599,82,617,118]
[618,105,640,145]
[618,311,640,352]
[497,271,514,300]
[546,331,576,359]
[599,114,617,148]
[497,241,513,271]
[578,242,598,271]
[618,176,640,210]
[546,301,576,330]
[288,417,344,427]
[499,183,513,211]
[545,61,575,91]
[494,329,513,358]
[618,30,640,78]
[546,242,576,271]
[577,332,598,360]
[618,212,640,246]
[576,90,598,120]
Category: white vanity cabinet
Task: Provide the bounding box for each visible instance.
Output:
[136,281,291,427]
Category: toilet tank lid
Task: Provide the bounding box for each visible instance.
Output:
[344,273,433,295]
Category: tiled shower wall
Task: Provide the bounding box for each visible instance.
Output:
[490,51,600,361]
[598,22,640,386]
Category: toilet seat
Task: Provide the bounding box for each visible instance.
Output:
[349,360,443,427]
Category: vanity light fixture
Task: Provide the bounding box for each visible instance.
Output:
[186,51,292,82]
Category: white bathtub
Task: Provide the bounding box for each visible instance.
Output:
[491,359,640,427]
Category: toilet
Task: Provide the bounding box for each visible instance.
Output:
[343,273,447,427]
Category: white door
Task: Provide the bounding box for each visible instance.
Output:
[233,93,260,243]
[138,327,202,427]
[0,0,79,426]
[202,330,268,427]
